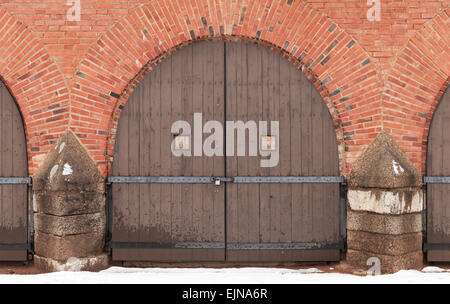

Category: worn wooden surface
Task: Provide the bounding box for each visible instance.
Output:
[427,87,450,262]
[225,42,340,261]
[0,81,28,261]
[112,41,340,262]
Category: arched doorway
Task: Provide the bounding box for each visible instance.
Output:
[425,87,450,262]
[0,80,30,261]
[108,41,343,262]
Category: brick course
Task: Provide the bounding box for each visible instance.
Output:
[0,0,447,176]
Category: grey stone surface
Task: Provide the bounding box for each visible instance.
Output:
[346,249,423,273]
[35,212,105,236]
[35,231,105,261]
[33,130,104,193]
[34,192,105,216]
[348,132,421,189]
[31,130,107,271]
[347,230,422,256]
[34,254,109,272]
[347,210,422,235]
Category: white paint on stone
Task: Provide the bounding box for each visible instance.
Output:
[392,160,404,175]
[62,163,72,175]
[348,189,423,215]
[49,165,59,181]
[59,142,65,153]
[33,194,38,212]
[37,255,108,272]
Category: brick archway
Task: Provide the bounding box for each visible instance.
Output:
[384,8,449,173]
[0,9,69,174]
[71,1,380,176]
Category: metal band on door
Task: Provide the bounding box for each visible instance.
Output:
[106,176,346,252]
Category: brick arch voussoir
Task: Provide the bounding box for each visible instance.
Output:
[0,9,70,175]
[384,8,449,173]
[73,0,380,176]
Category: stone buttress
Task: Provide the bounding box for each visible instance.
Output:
[32,130,108,271]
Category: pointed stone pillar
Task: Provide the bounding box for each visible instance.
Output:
[32,131,108,271]
[346,132,423,273]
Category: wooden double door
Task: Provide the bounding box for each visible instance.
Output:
[110,41,342,262]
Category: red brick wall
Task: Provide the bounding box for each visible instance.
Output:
[0,0,448,176]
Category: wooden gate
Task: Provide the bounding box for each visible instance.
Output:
[109,41,343,262]
[425,87,450,262]
[0,80,30,261]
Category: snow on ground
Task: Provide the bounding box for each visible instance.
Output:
[0,266,449,284]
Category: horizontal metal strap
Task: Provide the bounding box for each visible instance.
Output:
[108,176,214,184]
[0,177,31,185]
[111,242,225,249]
[108,176,344,184]
[232,176,344,184]
[424,177,450,184]
[0,243,30,250]
[424,243,450,251]
[111,242,343,250]
[227,242,344,250]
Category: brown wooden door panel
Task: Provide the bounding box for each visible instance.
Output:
[112,42,226,261]
[224,42,340,262]
[0,81,28,261]
[111,41,341,262]
[427,87,450,262]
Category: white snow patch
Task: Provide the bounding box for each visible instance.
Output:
[33,194,38,212]
[392,160,405,175]
[62,163,72,176]
[422,266,450,273]
[49,165,58,180]
[59,142,65,153]
[0,267,449,284]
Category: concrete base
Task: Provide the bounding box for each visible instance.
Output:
[34,231,105,261]
[347,210,422,235]
[347,230,422,256]
[346,249,423,274]
[34,254,110,272]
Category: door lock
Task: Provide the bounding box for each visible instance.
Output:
[214,177,221,186]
